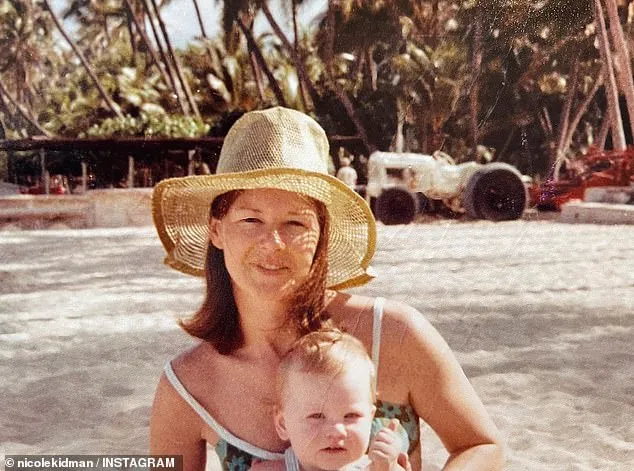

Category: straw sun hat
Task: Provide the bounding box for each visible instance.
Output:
[152,107,376,290]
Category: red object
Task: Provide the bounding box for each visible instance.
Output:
[19,175,69,195]
[529,147,634,210]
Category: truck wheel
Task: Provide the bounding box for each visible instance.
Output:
[375,187,418,225]
[462,163,527,221]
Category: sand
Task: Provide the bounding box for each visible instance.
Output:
[1,220,633,470]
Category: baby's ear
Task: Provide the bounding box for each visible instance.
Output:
[370,404,377,417]
[273,407,289,441]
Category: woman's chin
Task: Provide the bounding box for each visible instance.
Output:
[249,274,302,297]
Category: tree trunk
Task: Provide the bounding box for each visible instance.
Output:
[139,0,190,115]
[125,10,138,66]
[469,11,482,158]
[366,47,377,92]
[249,50,266,102]
[604,0,634,140]
[324,1,336,75]
[597,107,612,149]
[332,86,375,154]
[191,0,223,77]
[0,81,52,136]
[393,98,405,152]
[147,0,201,119]
[562,68,604,152]
[419,111,429,154]
[553,57,580,180]
[595,0,626,149]
[122,0,171,87]
[42,0,123,118]
[259,0,317,108]
[236,17,287,106]
[539,106,554,138]
[291,0,309,110]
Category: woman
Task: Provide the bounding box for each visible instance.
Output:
[150,107,503,471]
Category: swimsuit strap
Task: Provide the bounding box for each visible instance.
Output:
[283,448,301,471]
[163,362,285,461]
[371,297,386,384]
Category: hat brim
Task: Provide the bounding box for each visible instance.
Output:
[152,168,376,290]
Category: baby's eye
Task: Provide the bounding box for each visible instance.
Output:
[307,413,324,419]
[344,412,362,419]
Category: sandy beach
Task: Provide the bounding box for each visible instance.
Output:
[1,220,633,470]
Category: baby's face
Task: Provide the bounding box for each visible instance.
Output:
[275,368,375,471]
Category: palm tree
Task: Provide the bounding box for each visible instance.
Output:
[146,0,201,118]
[258,0,316,108]
[594,0,625,150]
[603,0,634,140]
[0,0,59,131]
[220,0,287,105]
[190,0,223,78]
[0,79,52,136]
[136,0,190,114]
[41,0,123,118]
[121,0,173,87]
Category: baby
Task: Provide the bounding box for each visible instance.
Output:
[274,329,410,471]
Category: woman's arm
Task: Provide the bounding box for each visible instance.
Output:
[150,373,216,471]
[386,301,504,471]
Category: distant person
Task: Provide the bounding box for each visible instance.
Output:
[336,156,358,188]
[273,329,410,471]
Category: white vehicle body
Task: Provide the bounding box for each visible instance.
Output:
[366,151,479,200]
[364,150,528,224]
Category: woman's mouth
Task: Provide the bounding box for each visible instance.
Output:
[255,262,288,272]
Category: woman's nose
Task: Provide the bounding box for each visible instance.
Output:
[261,227,286,249]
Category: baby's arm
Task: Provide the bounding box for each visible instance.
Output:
[367,419,411,471]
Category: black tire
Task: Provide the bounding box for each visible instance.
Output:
[375,187,418,225]
[462,163,527,221]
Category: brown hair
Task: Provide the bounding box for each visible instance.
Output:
[277,329,376,402]
[179,190,332,354]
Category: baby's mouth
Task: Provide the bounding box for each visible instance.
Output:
[321,446,346,453]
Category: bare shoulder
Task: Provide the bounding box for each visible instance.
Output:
[330,292,438,344]
[332,293,452,377]
[150,342,220,454]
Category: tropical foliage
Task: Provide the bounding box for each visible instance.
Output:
[1,0,634,181]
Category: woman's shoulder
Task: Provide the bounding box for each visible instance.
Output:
[328,292,434,349]
[329,292,425,328]
[169,341,222,380]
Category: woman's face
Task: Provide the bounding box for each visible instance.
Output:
[209,188,322,300]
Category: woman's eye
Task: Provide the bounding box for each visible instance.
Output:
[344,412,362,419]
[242,217,261,223]
[288,220,306,228]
